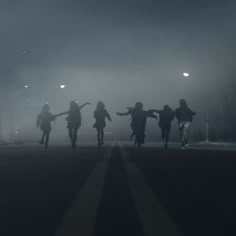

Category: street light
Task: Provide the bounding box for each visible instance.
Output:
[60,85,65,89]
[183,72,190,77]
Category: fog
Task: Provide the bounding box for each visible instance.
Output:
[0,0,235,143]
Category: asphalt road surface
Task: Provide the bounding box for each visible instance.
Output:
[0,142,236,236]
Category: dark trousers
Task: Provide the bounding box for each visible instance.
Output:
[68,127,79,148]
[160,125,171,148]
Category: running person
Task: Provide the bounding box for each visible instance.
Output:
[150,105,175,149]
[93,101,112,146]
[117,107,136,143]
[37,104,56,149]
[175,99,196,148]
[57,101,90,148]
[117,102,157,147]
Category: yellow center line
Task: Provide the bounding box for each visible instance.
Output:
[54,145,113,236]
[120,144,182,236]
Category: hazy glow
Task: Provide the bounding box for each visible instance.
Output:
[24,85,29,88]
[60,85,66,89]
[183,72,190,77]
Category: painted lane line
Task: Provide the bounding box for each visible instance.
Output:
[54,146,113,236]
[120,146,182,236]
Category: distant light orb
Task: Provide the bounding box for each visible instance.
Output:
[15,131,19,134]
[60,85,65,89]
[183,72,190,77]
[24,85,29,88]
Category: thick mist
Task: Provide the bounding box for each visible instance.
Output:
[0,0,235,143]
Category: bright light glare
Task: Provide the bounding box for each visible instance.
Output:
[24,85,29,88]
[60,85,65,89]
[183,72,190,77]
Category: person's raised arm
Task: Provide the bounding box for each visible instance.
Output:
[79,102,91,110]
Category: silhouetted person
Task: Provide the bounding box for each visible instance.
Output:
[57,101,90,148]
[93,102,111,146]
[117,107,136,143]
[175,99,196,148]
[117,102,157,147]
[37,104,56,149]
[150,105,175,149]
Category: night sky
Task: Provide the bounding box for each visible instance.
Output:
[0,0,235,141]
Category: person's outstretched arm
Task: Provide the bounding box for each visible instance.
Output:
[50,113,57,121]
[80,102,91,110]
[148,109,161,114]
[54,111,69,118]
[117,107,132,116]
[189,108,197,116]
[117,111,130,116]
[106,111,112,121]
[147,110,158,119]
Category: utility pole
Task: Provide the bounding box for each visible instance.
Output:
[206,112,209,143]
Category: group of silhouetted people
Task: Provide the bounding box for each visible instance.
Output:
[37,99,196,149]
[37,101,91,148]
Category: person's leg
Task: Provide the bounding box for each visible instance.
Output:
[179,124,185,148]
[183,126,188,146]
[136,129,142,147]
[73,127,78,148]
[101,128,104,144]
[142,132,145,144]
[71,128,76,148]
[45,131,50,149]
[68,128,73,146]
[185,122,192,146]
[161,127,165,140]
[133,128,137,145]
[136,129,144,147]
[130,130,135,141]
[40,132,46,144]
[165,126,171,149]
[97,128,101,146]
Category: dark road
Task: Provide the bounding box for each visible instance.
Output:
[1,143,236,236]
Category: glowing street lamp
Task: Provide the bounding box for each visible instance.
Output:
[60,85,65,89]
[183,72,190,77]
